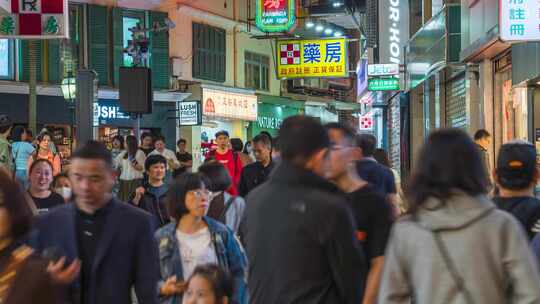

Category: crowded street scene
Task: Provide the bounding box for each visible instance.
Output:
[2,0,540,303]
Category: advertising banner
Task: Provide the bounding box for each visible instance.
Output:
[202,88,258,121]
[179,101,202,126]
[500,0,540,41]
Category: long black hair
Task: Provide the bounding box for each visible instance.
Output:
[406,129,489,214]
[124,135,138,159]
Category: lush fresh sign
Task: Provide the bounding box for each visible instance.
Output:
[368,77,400,91]
[277,38,348,79]
[179,101,202,126]
[256,0,296,33]
[500,0,540,41]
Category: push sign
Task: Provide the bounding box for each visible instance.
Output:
[179,101,202,126]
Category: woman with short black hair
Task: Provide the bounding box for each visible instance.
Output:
[154,173,247,304]
[378,129,540,304]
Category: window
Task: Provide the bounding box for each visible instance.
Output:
[245,52,269,91]
[193,23,226,82]
[0,39,13,79]
[123,16,143,67]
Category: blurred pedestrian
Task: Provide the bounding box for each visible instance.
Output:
[373,148,404,214]
[115,135,145,202]
[27,159,65,214]
[238,133,274,197]
[28,132,61,177]
[0,114,13,176]
[150,136,180,179]
[325,123,394,304]
[492,140,540,240]
[244,115,366,304]
[129,154,170,228]
[199,161,246,234]
[474,129,491,175]
[175,139,193,177]
[355,134,398,208]
[110,135,125,160]
[182,264,234,304]
[11,125,35,188]
[207,131,243,196]
[378,129,540,304]
[0,170,64,304]
[32,141,159,304]
[231,138,253,167]
[52,173,72,203]
[155,173,247,304]
[140,132,155,156]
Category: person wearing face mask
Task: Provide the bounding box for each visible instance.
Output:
[155,173,247,304]
[53,173,72,203]
[27,159,64,214]
[182,264,233,304]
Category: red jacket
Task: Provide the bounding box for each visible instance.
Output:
[212,149,243,195]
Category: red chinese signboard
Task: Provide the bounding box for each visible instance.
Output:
[0,0,68,39]
[256,0,296,33]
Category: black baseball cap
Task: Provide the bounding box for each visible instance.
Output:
[0,114,12,128]
[496,140,537,189]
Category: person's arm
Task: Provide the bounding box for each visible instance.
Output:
[224,227,248,304]
[134,216,160,304]
[502,217,540,303]
[27,155,33,175]
[377,226,412,304]
[324,205,366,304]
[53,154,62,176]
[363,256,385,304]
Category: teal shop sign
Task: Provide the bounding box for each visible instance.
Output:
[251,102,299,137]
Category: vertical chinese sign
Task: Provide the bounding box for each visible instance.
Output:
[500,0,540,41]
[276,38,348,79]
[0,0,68,38]
[256,0,296,32]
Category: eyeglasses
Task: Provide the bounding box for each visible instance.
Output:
[189,189,212,199]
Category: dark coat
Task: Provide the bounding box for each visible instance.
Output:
[128,183,170,228]
[30,199,159,304]
[244,162,367,304]
[238,160,275,197]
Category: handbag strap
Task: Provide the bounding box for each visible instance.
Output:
[432,231,475,304]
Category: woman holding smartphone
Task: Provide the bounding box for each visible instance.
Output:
[115,135,145,202]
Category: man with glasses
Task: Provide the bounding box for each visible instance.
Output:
[325,122,394,304]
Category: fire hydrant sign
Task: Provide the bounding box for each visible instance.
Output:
[276,38,348,79]
[500,0,540,41]
[255,0,296,32]
[0,0,68,39]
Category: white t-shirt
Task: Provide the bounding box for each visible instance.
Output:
[115,150,146,180]
[176,227,218,279]
[149,148,180,170]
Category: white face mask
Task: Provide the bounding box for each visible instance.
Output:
[55,187,72,201]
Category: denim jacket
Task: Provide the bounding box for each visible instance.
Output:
[154,217,248,304]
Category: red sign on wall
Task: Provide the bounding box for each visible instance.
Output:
[0,0,68,39]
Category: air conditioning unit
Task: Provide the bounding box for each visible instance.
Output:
[172,57,184,78]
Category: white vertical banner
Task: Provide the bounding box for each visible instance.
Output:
[378,0,409,65]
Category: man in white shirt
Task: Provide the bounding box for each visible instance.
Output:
[149,136,180,173]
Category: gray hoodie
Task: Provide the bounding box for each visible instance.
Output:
[378,192,540,304]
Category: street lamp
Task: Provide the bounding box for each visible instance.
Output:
[61,71,77,153]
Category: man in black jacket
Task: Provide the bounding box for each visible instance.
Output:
[130,154,170,228]
[238,133,274,197]
[244,115,366,304]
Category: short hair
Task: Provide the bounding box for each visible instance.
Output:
[29,158,53,175]
[496,141,537,190]
[37,131,52,142]
[112,135,124,149]
[145,154,167,172]
[474,129,491,141]
[373,148,391,168]
[177,139,187,145]
[355,133,377,157]
[198,162,232,192]
[252,134,272,148]
[215,130,230,138]
[167,173,210,221]
[52,173,70,189]
[278,115,330,165]
[0,114,12,134]
[71,140,113,169]
[187,264,234,302]
[324,122,357,146]
[141,132,153,141]
[230,138,244,152]
[406,129,489,214]
[0,170,33,240]
[259,131,273,142]
[154,135,165,144]
[11,125,26,142]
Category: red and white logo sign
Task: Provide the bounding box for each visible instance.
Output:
[280,43,300,65]
[359,113,374,131]
[0,0,68,38]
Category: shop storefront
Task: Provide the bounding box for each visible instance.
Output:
[249,95,303,138]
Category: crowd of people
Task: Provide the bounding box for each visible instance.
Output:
[1,112,540,304]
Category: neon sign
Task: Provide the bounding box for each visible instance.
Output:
[256,0,296,33]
